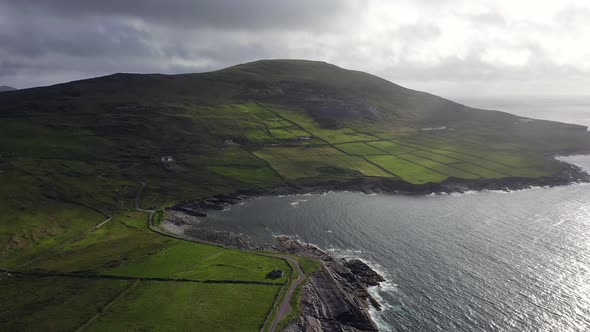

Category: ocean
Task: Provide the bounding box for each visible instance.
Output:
[204,98,590,331]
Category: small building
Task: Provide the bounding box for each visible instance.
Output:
[266,269,284,279]
[296,136,311,140]
[161,155,174,163]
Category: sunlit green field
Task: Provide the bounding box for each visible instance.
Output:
[0,210,290,331]
[84,282,281,332]
[1,59,588,331]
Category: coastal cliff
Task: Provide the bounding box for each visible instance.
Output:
[276,237,385,332]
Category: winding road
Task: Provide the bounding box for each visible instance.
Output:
[265,255,305,332]
[134,182,305,332]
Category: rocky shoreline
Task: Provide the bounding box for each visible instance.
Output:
[276,237,385,332]
[169,158,590,214]
[160,158,590,331]
[162,209,387,331]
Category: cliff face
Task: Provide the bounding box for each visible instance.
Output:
[276,238,383,332]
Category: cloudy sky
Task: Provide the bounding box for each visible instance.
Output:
[2,0,590,99]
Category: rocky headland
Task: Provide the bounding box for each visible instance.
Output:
[161,209,387,331]
[275,237,385,332]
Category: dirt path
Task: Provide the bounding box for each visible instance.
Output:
[134,182,305,332]
[264,255,305,332]
[91,216,112,230]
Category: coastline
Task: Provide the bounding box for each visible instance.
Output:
[162,209,388,331]
[160,157,590,331]
[171,158,590,215]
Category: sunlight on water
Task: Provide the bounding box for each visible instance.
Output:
[205,156,590,331]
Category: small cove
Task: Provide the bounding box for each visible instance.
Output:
[201,156,590,331]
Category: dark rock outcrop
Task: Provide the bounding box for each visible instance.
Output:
[344,259,386,287]
[171,158,590,218]
[276,237,383,332]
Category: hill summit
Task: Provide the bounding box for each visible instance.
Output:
[0,85,16,92]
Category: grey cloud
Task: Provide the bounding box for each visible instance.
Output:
[0,18,153,58]
[467,11,506,26]
[555,6,590,27]
[1,0,589,99]
[0,0,363,87]
[394,24,441,40]
[5,0,362,31]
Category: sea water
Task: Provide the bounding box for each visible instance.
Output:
[203,100,590,331]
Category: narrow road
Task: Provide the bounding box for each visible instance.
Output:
[134,182,159,233]
[134,182,305,332]
[265,255,305,332]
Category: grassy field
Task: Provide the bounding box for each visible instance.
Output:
[0,276,132,332]
[0,210,292,331]
[84,282,281,332]
[254,146,392,179]
[1,59,589,331]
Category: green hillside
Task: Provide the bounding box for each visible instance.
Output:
[1,59,589,331]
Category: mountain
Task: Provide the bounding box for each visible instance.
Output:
[2,58,589,247]
[2,59,589,201]
[1,60,589,199]
[0,60,590,252]
[0,85,16,92]
[2,59,590,330]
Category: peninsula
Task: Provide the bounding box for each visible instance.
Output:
[1,60,589,331]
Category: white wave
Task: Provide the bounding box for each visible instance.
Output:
[289,199,308,207]
[326,248,364,256]
[368,306,394,332]
[448,190,478,196]
[368,285,396,311]
[548,219,567,227]
[484,186,548,195]
[271,233,294,238]
[376,280,399,292]
[368,285,396,332]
